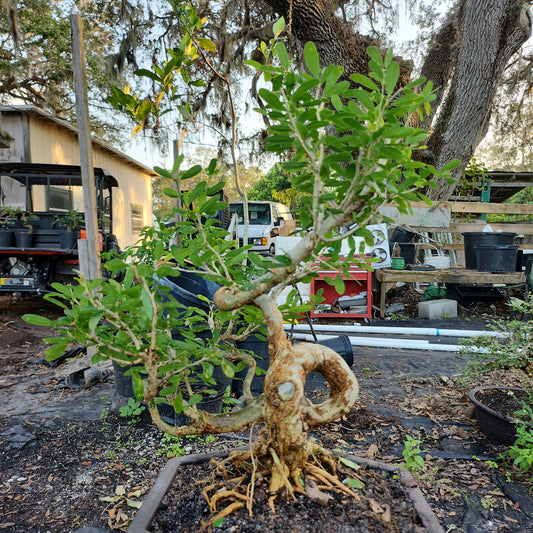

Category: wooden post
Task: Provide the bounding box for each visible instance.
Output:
[70,14,100,279]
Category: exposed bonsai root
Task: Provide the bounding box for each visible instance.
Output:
[202,444,361,529]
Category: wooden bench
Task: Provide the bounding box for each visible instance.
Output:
[375,268,525,318]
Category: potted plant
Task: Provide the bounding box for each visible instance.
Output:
[55,209,83,249]
[25,10,456,531]
[461,297,533,444]
[468,386,532,445]
[0,205,22,247]
[15,211,39,248]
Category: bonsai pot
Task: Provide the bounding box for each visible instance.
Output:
[128,449,444,533]
[468,386,532,445]
[59,230,79,250]
[0,229,14,247]
[14,229,33,248]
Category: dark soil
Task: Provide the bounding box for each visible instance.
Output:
[475,388,532,420]
[1,295,533,533]
[151,460,424,533]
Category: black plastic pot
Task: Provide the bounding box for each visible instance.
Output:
[232,333,354,395]
[112,361,227,426]
[157,384,226,426]
[462,232,516,269]
[390,226,416,243]
[475,244,519,273]
[233,329,269,394]
[0,229,13,247]
[14,230,33,248]
[59,230,78,250]
[468,386,532,445]
[128,449,445,533]
[112,360,144,399]
[158,272,221,313]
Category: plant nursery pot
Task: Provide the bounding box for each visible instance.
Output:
[112,360,227,426]
[59,230,79,250]
[0,229,14,247]
[128,449,444,533]
[468,386,532,446]
[14,229,33,248]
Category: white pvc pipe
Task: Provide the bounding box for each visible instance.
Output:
[284,323,505,338]
[291,333,487,353]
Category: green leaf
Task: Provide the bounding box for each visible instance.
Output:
[304,41,320,77]
[345,478,364,490]
[366,46,383,67]
[333,275,345,295]
[189,393,203,406]
[181,165,202,180]
[133,68,161,82]
[23,314,53,326]
[323,80,350,98]
[174,392,183,414]
[154,166,174,179]
[350,73,379,92]
[274,41,289,70]
[213,517,225,528]
[190,181,207,203]
[258,88,284,111]
[221,358,235,379]
[441,159,461,172]
[163,187,179,198]
[132,372,144,401]
[104,258,128,271]
[384,62,400,94]
[197,38,216,52]
[141,288,154,319]
[272,17,285,38]
[45,341,69,361]
[339,457,361,471]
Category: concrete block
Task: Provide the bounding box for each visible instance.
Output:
[418,299,457,319]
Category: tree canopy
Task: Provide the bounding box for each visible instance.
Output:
[2,1,532,199]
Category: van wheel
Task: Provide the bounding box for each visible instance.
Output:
[269,244,275,256]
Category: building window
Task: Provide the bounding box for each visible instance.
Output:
[131,203,143,233]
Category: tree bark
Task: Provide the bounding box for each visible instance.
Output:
[424,0,531,200]
[262,0,532,201]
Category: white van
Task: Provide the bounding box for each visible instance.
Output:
[229,201,295,255]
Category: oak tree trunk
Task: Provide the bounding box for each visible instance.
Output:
[262,0,532,201]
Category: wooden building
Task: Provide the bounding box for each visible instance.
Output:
[0,105,157,249]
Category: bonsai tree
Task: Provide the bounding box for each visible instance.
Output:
[55,209,83,232]
[20,211,40,233]
[25,22,457,524]
[0,205,22,229]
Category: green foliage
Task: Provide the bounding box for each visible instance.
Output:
[509,400,533,474]
[248,163,302,211]
[0,206,23,227]
[107,1,210,136]
[158,434,186,458]
[401,435,426,475]
[460,299,533,381]
[55,210,84,231]
[119,398,146,425]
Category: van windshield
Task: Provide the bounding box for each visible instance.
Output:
[230,203,271,225]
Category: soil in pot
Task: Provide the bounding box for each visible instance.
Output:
[145,455,441,533]
[474,387,531,418]
[469,386,533,445]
